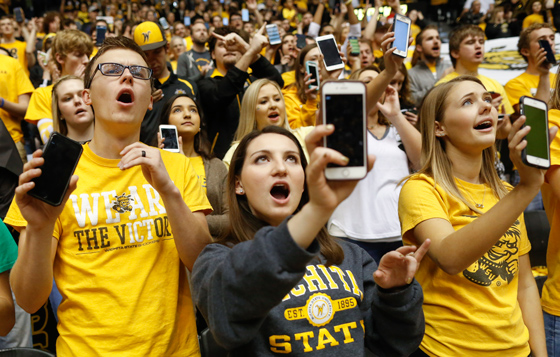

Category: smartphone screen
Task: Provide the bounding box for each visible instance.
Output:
[96,26,106,46]
[306,61,319,89]
[317,36,343,68]
[393,16,410,56]
[222,17,229,26]
[524,103,549,161]
[14,7,23,23]
[161,128,179,151]
[325,94,365,167]
[159,17,169,29]
[184,16,191,26]
[296,34,306,49]
[242,9,250,22]
[266,24,281,45]
[349,36,360,56]
[29,133,83,206]
[538,39,557,65]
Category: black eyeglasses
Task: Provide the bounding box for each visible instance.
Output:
[92,62,152,80]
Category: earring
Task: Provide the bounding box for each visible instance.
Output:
[239,188,244,194]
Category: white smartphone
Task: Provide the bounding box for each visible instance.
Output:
[520,96,550,169]
[184,16,191,26]
[222,17,229,26]
[159,125,180,153]
[392,14,411,58]
[316,34,344,72]
[322,81,367,180]
[305,61,320,90]
[241,9,250,22]
[266,24,282,45]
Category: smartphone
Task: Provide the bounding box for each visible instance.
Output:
[519,96,550,169]
[159,125,180,153]
[322,81,367,180]
[348,36,360,56]
[241,9,250,22]
[28,132,83,206]
[14,7,23,23]
[96,25,107,46]
[316,34,344,72]
[392,14,411,58]
[184,16,191,26]
[37,50,48,66]
[305,61,320,90]
[296,34,306,49]
[159,17,170,30]
[222,17,229,26]
[266,24,282,46]
[538,39,557,66]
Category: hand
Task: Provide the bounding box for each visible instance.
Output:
[347,53,361,70]
[118,143,176,195]
[303,73,319,100]
[211,31,250,54]
[340,3,348,15]
[380,31,408,75]
[376,85,402,122]
[303,125,375,213]
[249,23,269,54]
[403,111,418,126]
[247,0,258,12]
[318,46,346,79]
[374,239,431,289]
[508,116,558,189]
[535,47,552,75]
[152,89,164,103]
[200,64,212,76]
[387,0,401,10]
[15,150,79,229]
[281,53,292,65]
[490,94,503,113]
[374,0,382,8]
[157,132,185,155]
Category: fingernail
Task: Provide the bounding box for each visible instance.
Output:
[326,124,334,130]
[406,277,412,285]
[341,156,349,163]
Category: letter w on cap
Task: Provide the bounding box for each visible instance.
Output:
[142,31,151,42]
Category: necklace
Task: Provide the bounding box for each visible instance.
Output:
[457,180,486,209]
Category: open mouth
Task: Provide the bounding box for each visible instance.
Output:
[475,51,483,57]
[117,89,134,104]
[75,108,87,115]
[268,112,280,121]
[474,120,493,130]
[270,183,290,201]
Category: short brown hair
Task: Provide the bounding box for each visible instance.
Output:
[448,25,485,67]
[52,29,94,72]
[416,24,439,48]
[517,22,555,63]
[84,36,151,90]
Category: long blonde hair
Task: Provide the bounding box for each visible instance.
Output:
[550,70,560,110]
[233,79,291,142]
[52,75,85,136]
[415,76,509,212]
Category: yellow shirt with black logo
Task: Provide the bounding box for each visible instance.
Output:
[436,72,515,115]
[0,55,34,143]
[399,174,531,356]
[505,72,556,107]
[541,109,560,316]
[4,143,212,356]
[1,40,29,75]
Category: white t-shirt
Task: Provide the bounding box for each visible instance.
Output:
[328,126,410,242]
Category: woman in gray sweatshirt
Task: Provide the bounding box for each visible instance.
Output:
[192,125,430,356]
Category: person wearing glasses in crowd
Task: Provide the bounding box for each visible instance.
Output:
[5,37,212,356]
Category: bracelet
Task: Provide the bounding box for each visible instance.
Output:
[0,98,4,108]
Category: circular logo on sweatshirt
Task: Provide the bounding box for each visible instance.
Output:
[306,293,334,327]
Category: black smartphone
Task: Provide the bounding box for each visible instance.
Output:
[538,39,557,65]
[296,34,306,49]
[14,7,23,23]
[96,25,107,46]
[348,36,360,56]
[519,96,550,169]
[305,61,319,90]
[28,132,83,206]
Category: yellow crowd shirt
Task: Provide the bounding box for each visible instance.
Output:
[436,72,515,115]
[4,143,212,356]
[399,174,531,356]
[0,55,34,143]
[187,155,207,195]
[541,109,560,316]
[523,13,544,29]
[281,70,296,89]
[25,84,53,123]
[282,85,318,129]
[2,40,29,75]
[505,72,556,107]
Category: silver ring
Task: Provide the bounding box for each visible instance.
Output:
[141,150,146,158]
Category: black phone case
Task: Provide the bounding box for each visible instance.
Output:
[539,40,557,65]
[519,96,551,170]
[28,132,83,206]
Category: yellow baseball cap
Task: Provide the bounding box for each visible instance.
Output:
[133,21,167,51]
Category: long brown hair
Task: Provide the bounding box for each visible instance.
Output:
[414,76,508,212]
[288,43,317,104]
[217,126,344,266]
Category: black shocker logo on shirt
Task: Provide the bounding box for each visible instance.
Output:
[463,218,520,287]
[111,193,135,213]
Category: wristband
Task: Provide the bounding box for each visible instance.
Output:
[0,98,4,108]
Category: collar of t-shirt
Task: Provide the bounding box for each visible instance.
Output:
[158,74,170,85]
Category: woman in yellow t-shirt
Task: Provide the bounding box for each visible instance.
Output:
[399,76,550,357]
[158,94,229,239]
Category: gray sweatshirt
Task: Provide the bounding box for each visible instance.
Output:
[192,219,425,356]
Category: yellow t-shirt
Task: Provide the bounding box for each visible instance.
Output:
[399,174,531,357]
[25,85,54,123]
[436,72,515,115]
[282,85,318,129]
[523,13,544,29]
[188,155,207,195]
[505,71,556,107]
[1,40,29,75]
[282,7,297,27]
[0,56,34,143]
[184,36,193,51]
[541,109,560,316]
[4,143,211,356]
[281,70,296,89]
[410,23,421,46]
